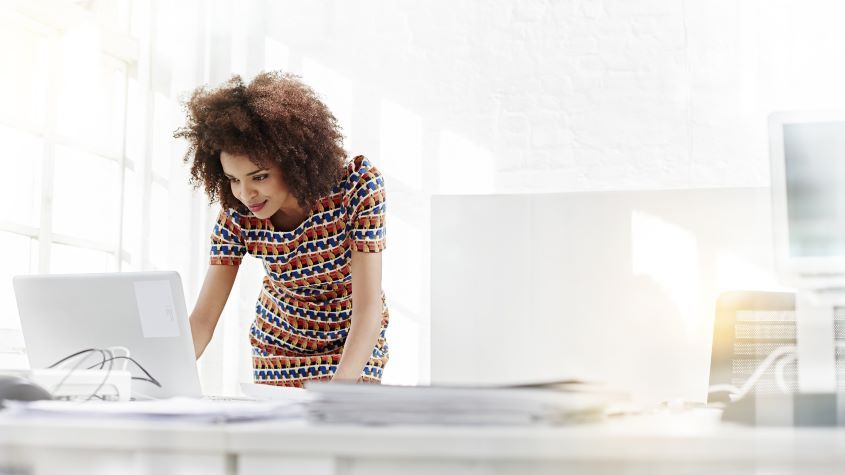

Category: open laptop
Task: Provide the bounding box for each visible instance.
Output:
[13,271,202,400]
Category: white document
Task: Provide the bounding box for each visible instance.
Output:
[133,280,180,338]
[3,397,304,423]
[240,383,313,402]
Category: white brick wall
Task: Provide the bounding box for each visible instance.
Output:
[261,0,845,192]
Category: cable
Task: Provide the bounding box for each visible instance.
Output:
[707,345,796,402]
[774,353,797,394]
[85,346,131,401]
[48,348,101,369]
[47,348,164,402]
[709,341,845,403]
[85,356,162,388]
[49,349,108,398]
[85,348,114,402]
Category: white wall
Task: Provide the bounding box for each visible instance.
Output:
[431,188,785,404]
[262,0,845,191]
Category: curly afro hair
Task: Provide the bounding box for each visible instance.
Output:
[174,71,347,211]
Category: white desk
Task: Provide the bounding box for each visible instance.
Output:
[228,413,845,475]
[2,410,845,475]
[0,416,230,475]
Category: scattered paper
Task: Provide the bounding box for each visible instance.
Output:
[239,382,313,402]
[305,382,616,426]
[2,397,304,423]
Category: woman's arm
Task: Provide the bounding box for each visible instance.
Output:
[189,265,239,359]
[333,250,384,381]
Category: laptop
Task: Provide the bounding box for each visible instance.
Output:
[13,271,202,400]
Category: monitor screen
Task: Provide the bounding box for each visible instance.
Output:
[783,120,845,258]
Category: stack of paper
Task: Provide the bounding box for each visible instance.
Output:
[305,382,618,426]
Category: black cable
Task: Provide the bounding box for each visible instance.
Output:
[85,349,114,401]
[48,348,100,368]
[50,349,108,397]
[48,348,164,401]
[86,356,163,388]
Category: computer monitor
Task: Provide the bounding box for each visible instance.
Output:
[769,110,845,398]
[13,271,202,399]
[769,110,845,289]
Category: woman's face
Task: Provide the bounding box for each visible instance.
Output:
[219,150,298,218]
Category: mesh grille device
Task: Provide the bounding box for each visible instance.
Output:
[709,291,845,403]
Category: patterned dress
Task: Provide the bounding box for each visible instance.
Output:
[209,155,389,387]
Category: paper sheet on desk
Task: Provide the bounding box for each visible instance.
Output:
[305,383,612,426]
[2,397,305,423]
[239,382,313,402]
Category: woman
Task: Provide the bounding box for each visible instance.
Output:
[175,72,388,387]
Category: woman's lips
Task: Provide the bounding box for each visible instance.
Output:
[248,201,266,212]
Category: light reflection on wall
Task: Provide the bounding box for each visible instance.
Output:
[381,212,423,385]
[302,58,354,149]
[715,251,789,293]
[438,129,494,194]
[630,210,699,331]
[383,311,421,386]
[379,99,424,191]
[264,37,290,72]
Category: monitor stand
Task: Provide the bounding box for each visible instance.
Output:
[795,290,838,394]
[793,290,839,425]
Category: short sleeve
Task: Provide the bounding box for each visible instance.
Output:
[348,157,386,253]
[210,208,247,265]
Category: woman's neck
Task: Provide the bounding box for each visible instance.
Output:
[270,204,310,231]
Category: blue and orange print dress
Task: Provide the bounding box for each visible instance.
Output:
[209,155,389,387]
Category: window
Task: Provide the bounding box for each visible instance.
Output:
[0,2,139,331]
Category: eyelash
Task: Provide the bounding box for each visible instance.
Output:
[229,175,268,183]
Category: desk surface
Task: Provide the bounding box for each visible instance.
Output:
[2,410,845,475]
[227,412,845,462]
[0,415,228,452]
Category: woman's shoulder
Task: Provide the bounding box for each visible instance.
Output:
[346,155,384,186]
[345,154,379,175]
[333,155,381,193]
